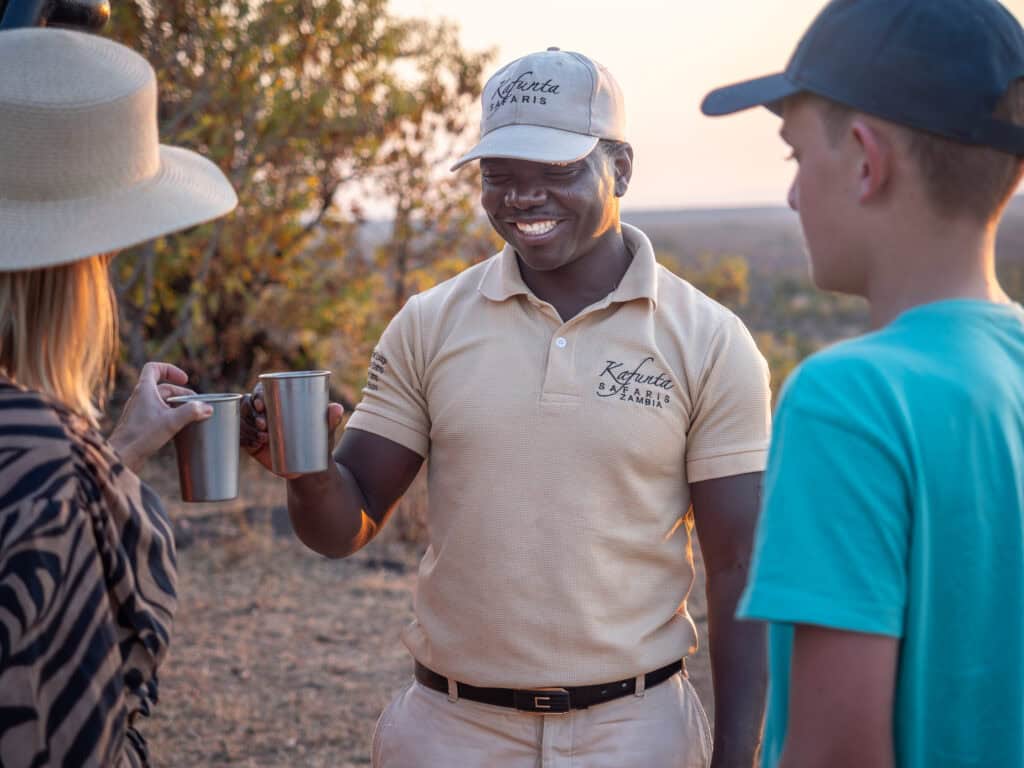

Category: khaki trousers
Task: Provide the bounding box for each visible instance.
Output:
[371,672,713,767]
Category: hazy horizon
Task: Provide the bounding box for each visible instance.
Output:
[356,194,1024,222]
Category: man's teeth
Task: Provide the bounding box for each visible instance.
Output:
[515,220,557,235]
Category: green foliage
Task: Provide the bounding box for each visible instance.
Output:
[108,0,496,401]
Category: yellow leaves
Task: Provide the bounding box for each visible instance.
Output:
[220,273,249,297]
[661,251,751,310]
[753,332,810,405]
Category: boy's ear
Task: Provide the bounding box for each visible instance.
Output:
[850,118,893,204]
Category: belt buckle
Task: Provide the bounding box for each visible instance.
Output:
[513,687,571,714]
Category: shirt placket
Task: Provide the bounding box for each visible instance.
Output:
[526,295,617,405]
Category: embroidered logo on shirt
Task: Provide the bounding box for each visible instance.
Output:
[366,350,387,392]
[596,357,673,409]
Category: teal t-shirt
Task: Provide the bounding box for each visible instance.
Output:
[740,300,1024,768]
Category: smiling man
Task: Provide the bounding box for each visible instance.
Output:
[244,48,772,767]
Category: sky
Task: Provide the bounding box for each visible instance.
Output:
[389,0,1024,211]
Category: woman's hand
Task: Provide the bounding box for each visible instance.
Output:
[109,362,213,472]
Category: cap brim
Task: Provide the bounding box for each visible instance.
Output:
[451,124,600,171]
[0,145,238,271]
[701,73,800,117]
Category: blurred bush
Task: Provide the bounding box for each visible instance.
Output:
[107,0,499,404]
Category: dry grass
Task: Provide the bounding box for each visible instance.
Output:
[139,454,713,767]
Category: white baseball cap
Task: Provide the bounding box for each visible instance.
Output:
[451,47,627,171]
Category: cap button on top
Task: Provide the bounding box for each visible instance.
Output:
[547,46,560,51]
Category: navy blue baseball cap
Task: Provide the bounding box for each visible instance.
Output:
[701,0,1024,155]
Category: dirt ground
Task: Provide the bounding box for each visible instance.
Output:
[140,456,714,767]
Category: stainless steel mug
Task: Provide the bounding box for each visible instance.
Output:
[167,393,243,502]
[257,370,331,475]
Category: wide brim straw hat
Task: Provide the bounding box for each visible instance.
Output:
[0,28,238,272]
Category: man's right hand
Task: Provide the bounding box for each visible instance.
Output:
[241,388,424,557]
[240,382,345,478]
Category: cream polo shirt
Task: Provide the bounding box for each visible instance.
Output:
[345,223,771,688]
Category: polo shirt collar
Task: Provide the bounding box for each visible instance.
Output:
[477,222,659,308]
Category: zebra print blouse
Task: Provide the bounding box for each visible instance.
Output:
[0,380,177,767]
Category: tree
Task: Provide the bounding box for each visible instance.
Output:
[108,0,496,402]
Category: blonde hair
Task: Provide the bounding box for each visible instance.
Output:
[0,253,119,426]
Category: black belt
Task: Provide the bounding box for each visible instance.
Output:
[414,659,684,714]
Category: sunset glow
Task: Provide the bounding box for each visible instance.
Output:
[391,0,1024,210]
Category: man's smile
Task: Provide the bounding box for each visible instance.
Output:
[504,217,568,245]
[514,220,557,235]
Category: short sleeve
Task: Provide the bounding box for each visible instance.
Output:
[345,294,431,458]
[685,315,772,482]
[738,365,911,637]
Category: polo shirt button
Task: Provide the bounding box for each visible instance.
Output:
[555,337,567,349]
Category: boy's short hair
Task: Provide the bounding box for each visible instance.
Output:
[817,82,1024,223]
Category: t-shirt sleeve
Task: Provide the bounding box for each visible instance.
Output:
[344,294,431,458]
[738,363,911,637]
[685,314,772,482]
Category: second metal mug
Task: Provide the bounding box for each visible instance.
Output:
[258,370,331,475]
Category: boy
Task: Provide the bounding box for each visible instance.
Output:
[702,1,1024,766]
